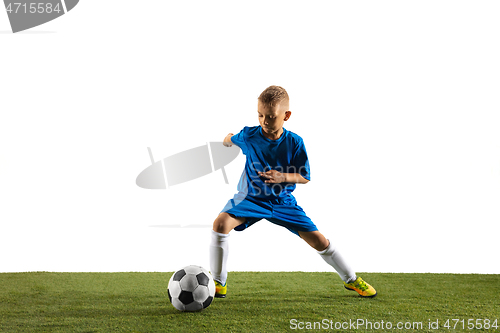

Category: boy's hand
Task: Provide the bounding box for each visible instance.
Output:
[223,133,234,147]
[258,170,286,184]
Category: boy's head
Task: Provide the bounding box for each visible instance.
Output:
[258,85,290,111]
[257,86,291,138]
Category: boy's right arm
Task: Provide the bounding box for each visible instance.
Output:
[223,133,234,147]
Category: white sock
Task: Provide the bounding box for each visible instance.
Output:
[209,230,230,285]
[318,240,357,283]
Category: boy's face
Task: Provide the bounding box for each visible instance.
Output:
[257,101,291,138]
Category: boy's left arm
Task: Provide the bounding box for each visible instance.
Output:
[258,170,309,184]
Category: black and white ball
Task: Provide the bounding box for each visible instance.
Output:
[168,265,216,312]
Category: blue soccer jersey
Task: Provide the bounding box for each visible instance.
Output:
[230,126,310,204]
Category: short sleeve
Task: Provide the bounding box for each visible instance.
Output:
[293,141,311,181]
[231,128,248,155]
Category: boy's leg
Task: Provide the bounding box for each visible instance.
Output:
[210,213,245,290]
[213,212,245,234]
[299,230,377,297]
[298,231,356,283]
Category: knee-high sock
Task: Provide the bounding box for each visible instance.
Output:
[209,230,230,285]
[318,240,356,283]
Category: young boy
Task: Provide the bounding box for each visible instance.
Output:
[209,85,377,298]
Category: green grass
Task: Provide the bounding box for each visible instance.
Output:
[0,272,499,332]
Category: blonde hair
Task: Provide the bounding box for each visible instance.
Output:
[258,85,289,110]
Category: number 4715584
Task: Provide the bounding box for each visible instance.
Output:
[6,3,62,14]
[443,319,498,330]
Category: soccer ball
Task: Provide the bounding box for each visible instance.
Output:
[167,265,216,312]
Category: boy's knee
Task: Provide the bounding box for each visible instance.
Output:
[299,231,329,251]
[317,237,330,252]
[212,213,244,234]
[212,216,227,234]
[312,238,329,252]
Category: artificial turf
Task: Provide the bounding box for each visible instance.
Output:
[0,272,498,332]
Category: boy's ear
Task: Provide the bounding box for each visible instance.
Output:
[284,111,292,121]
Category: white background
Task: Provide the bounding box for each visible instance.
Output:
[1,1,499,274]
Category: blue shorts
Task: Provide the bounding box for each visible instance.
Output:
[220,193,318,236]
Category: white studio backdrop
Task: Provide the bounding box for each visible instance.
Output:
[1,1,499,274]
